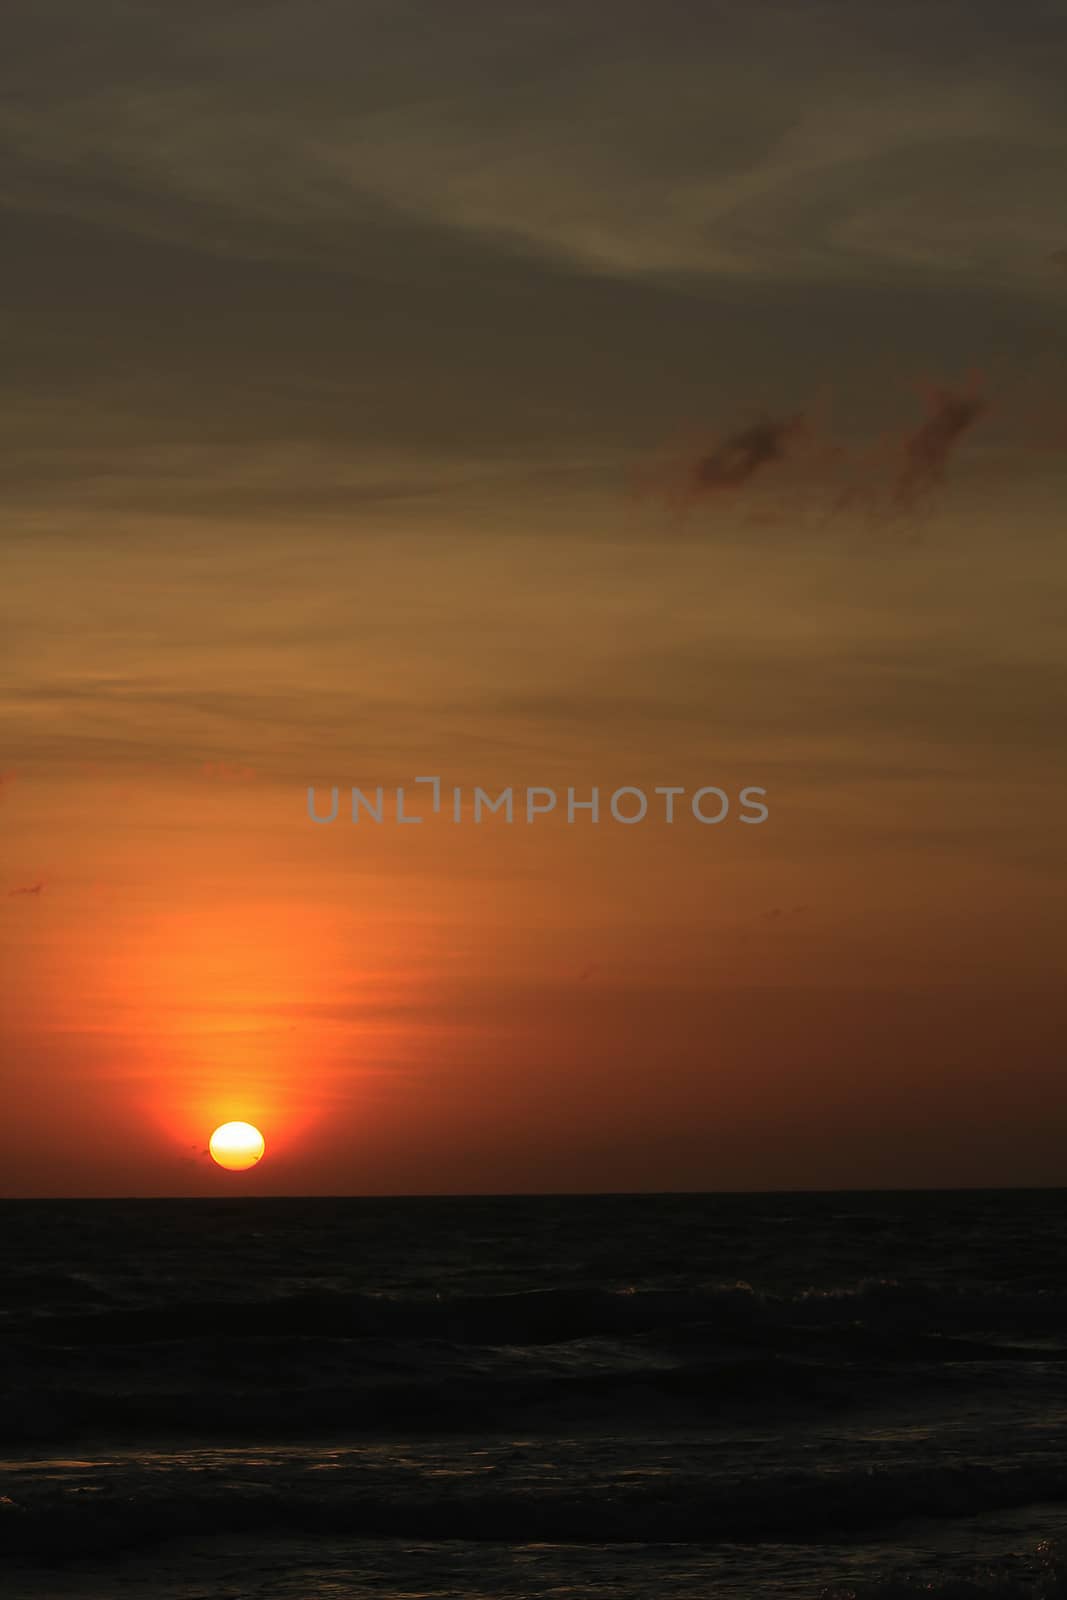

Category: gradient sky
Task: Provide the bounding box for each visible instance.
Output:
[3,0,1067,1196]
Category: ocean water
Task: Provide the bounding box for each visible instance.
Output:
[2,1191,1067,1597]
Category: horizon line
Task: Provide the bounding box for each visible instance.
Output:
[2,1183,1065,1202]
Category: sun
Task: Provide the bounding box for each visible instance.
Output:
[209,1121,265,1172]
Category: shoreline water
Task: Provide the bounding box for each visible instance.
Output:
[2,1192,1065,1596]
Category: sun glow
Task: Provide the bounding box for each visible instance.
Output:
[209,1121,265,1171]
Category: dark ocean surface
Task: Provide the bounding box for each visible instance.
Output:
[2,1190,1067,1597]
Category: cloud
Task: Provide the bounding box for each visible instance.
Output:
[824,376,990,521]
[691,416,806,496]
[1050,249,1067,273]
[1,5,1065,295]
[642,413,811,520]
[650,374,1001,530]
[8,882,44,897]
[893,381,987,510]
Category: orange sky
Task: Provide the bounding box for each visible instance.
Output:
[2,1,1067,1194]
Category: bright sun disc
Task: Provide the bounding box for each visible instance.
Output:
[209,1121,265,1171]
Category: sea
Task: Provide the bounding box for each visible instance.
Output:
[2,1190,1067,1599]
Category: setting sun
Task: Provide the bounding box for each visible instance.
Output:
[209,1122,265,1172]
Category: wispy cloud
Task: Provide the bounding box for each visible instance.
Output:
[689,416,806,498]
[639,411,818,523]
[650,375,1003,528]
[1,5,1065,293]
[893,380,988,511]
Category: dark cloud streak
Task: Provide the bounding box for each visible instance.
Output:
[692,415,806,495]
[893,382,987,511]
